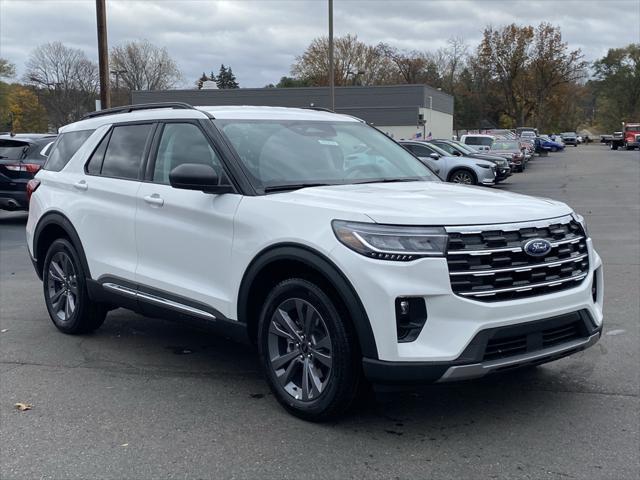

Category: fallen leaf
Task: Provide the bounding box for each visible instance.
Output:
[120,443,128,447]
[1,329,7,333]
[15,403,32,411]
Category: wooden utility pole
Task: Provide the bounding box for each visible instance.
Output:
[328,0,334,111]
[96,0,110,109]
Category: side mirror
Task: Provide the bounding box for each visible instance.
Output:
[429,153,440,159]
[452,150,462,156]
[169,163,234,194]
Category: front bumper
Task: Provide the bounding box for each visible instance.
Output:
[363,309,601,384]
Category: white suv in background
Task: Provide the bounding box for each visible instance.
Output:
[26,103,604,421]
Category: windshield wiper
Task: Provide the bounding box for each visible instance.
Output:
[263,183,333,193]
[353,178,423,185]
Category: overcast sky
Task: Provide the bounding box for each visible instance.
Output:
[1,0,639,88]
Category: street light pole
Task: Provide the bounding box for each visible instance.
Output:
[328,0,334,111]
[96,0,110,110]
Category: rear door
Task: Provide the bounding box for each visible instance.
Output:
[135,121,241,319]
[79,123,155,282]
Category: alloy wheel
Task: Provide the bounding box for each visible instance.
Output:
[451,171,474,184]
[47,251,79,323]
[267,298,333,402]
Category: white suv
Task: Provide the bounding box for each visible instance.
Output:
[26,103,604,420]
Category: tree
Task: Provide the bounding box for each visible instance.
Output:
[292,34,396,86]
[0,58,16,79]
[215,64,239,89]
[23,42,99,128]
[196,72,209,89]
[6,85,48,133]
[110,40,182,91]
[592,44,640,131]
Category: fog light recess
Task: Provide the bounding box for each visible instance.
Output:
[395,297,427,343]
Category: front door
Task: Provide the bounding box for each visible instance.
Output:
[135,121,241,319]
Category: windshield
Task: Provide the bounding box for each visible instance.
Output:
[214,119,438,191]
[492,141,520,151]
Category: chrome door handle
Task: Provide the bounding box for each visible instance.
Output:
[143,194,164,207]
[73,180,88,191]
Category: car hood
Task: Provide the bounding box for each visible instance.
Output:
[274,182,572,225]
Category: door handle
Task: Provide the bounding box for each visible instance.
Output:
[143,194,164,207]
[73,180,88,191]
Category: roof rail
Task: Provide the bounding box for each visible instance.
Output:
[303,106,334,113]
[82,102,197,120]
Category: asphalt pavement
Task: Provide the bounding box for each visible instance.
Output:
[1,144,638,479]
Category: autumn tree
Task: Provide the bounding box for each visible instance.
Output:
[6,85,48,132]
[110,40,182,91]
[23,42,99,128]
[592,44,640,130]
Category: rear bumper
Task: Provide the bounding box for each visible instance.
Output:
[0,190,28,210]
[362,309,602,384]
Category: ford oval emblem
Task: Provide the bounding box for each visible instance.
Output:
[523,238,552,257]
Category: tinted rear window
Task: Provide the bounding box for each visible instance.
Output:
[465,137,493,146]
[0,140,30,160]
[44,130,94,172]
[100,124,153,180]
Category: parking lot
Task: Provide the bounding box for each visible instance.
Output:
[0,144,638,479]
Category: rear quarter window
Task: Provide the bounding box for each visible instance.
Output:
[44,130,95,172]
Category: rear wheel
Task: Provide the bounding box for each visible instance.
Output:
[43,238,107,334]
[449,169,477,185]
[258,278,360,421]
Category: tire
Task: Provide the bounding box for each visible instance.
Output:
[551,147,558,152]
[448,169,477,185]
[258,278,361,421]
[42,238,107,334]
[610,143,618,150]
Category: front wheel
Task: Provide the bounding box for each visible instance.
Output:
[258,278,361,421]
[43,238,107,334]
[449,169,477,185]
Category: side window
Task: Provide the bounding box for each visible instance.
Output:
[44,130,95,172]
[86,130,111,175]
[411,145,434,157]
[153,123,223,185]
[436,143,454,155]
[100,124,153,180]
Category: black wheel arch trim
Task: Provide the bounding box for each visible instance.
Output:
[32,211,92,281]
[447,167,477,183]
[238,243,379,359]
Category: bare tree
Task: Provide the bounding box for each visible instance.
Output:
[292,34,396,86]
[24,42,99,128]
[110,40,182,91]
[0,58,16,79]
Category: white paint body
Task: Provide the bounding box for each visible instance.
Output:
[27,106,603,363]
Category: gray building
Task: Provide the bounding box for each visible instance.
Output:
[132,84,453,140]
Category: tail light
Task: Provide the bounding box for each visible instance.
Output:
[6,163,41,173]
[26,179,41,202]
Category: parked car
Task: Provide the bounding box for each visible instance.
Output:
[489,140,528,172]
[428,139,511,182]
[0,133,57,211]
[459,134,495,152]
[538,135,565,152]
[399,141,496,186]
[27,103,603,421]
[561,132,579,146]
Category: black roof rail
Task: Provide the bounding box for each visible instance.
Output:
[82,102,198,120]
[303,106,334,113]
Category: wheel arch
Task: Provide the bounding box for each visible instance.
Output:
[447,167,477,183]
[237,243,378,359]
[33,211,91,281]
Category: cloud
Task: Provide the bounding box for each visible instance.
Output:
[1,0,638,88]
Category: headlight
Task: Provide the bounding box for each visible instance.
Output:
[332,220,448,260]
[572,213,589,238]
[476,163,491,169]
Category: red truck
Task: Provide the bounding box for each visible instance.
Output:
[610,123,640,150]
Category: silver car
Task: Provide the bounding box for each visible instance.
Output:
[400,141,496,186]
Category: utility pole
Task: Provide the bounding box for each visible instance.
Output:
[328,0,334,111]
[96,0,110,110]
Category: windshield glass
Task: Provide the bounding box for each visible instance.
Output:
[214,120,438,191]
[492,141,520,151]
[465,136,493,146]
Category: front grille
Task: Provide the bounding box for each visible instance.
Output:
[446,216,589,302]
